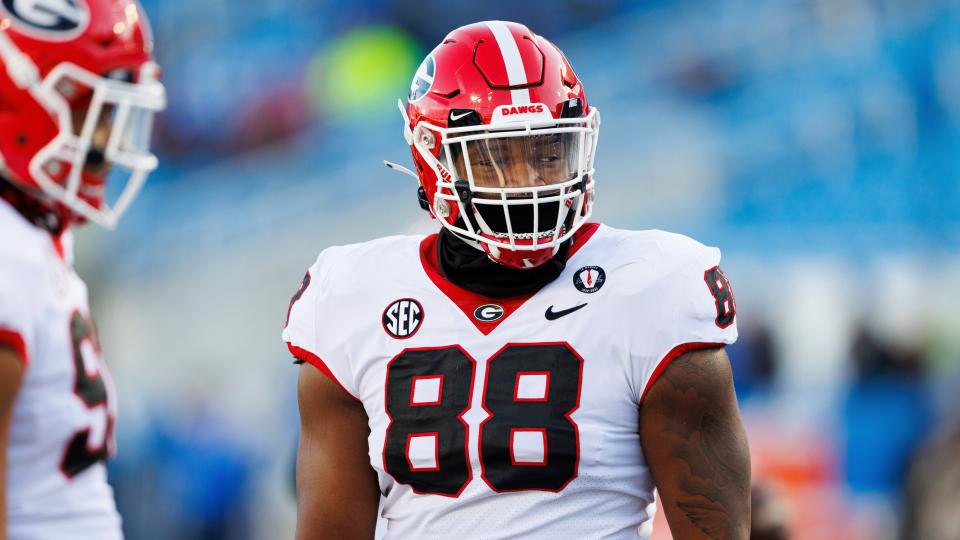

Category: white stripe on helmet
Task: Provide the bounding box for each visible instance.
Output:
[484,20,530,104]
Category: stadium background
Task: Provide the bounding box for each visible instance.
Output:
[73,1,960,538]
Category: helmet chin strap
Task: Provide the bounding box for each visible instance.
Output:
[0,175,67,234]
[397,98,413,144]
[383,160,418,180]
[384,97,417,178]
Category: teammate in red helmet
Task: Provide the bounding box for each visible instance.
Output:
[286,21,749,539]
[0,1,165,538]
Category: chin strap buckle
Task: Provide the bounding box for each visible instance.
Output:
[454,180,472,206]
[417,187,431,212]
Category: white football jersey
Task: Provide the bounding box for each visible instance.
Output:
[283,223,737,540]
[0,199,122,540]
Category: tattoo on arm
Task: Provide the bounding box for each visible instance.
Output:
[640,347,751,540]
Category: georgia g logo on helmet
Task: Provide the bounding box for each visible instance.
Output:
[408,52,435,102]
[1,0,91,41]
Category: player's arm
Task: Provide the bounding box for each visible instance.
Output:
[0,346,25,540]
[639,346,751,540]
[295,363,380,540]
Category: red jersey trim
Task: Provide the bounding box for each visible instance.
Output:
[418,235,531,335]
[286,342,360,402]
[639,342,725,405]
[566,222,600,260]
[418,222,602,336]
[51,232,65,261]
[0,327,28,370]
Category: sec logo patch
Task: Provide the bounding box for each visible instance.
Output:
[573,266,605,293]
[382,298,423,339]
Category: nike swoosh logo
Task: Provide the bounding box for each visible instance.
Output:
[450,111,472,121]
[545,303,588,321]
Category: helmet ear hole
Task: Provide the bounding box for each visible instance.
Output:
[416,127,436,149]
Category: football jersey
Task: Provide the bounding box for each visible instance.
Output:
[283,223,737,540]
[0,199,122,540]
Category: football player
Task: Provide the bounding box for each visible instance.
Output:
[0,1,165,539]
[285,21,750,539]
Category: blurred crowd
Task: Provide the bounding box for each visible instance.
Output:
[71,1,960,539]
[140,0,632,166]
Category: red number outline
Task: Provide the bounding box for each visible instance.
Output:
[409,374,445,407]
[509,428,548,467]
[404,432,441,472]
[512,370,551,402]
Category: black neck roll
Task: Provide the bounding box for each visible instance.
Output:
[436,228,570,298]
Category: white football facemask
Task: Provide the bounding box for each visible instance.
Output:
[0,30,166,229]
[399,100,600,257]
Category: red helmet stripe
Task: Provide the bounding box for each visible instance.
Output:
[483,20,530,104]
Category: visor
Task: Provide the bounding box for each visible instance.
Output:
[446,132,579,191]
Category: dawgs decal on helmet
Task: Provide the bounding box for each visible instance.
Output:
[1,0,91,40]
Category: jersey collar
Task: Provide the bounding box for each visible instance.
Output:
[419,222,600,335]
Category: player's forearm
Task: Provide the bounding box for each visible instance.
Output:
[295,510,376,540]
[0,487,7,540]
[0,469,7,540]
[295,497,377,540]
[640,347,751,539]
[294,445,379,540]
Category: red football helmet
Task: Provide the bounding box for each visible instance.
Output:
[0,0,166,228]
[392,20,600,269]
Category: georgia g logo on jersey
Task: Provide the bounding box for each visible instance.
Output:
[1,0,90,41]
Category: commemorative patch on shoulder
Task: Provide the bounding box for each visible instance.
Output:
[573,266,605,293]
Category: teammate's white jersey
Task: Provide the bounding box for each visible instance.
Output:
[284,223,737,540]
[0,199,121,540]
